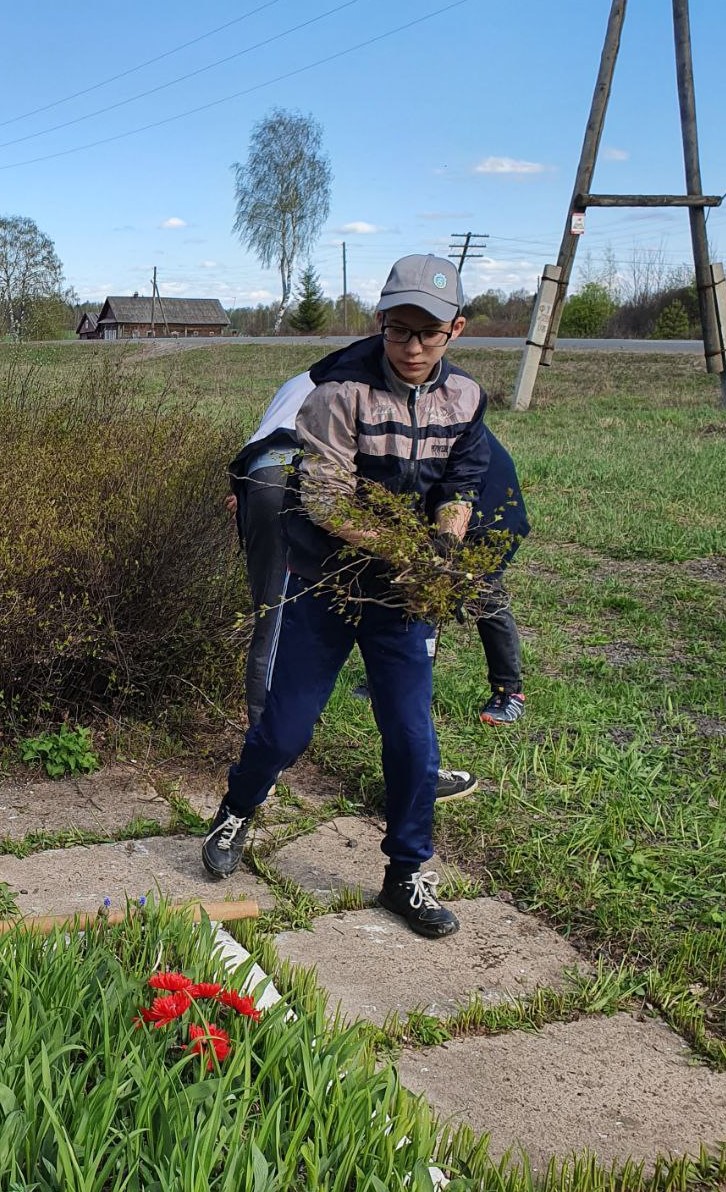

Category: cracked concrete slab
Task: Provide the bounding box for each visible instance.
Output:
[0,835,275,916]
[274,899,588,1026]
[272,815,463,901]
[0,766,172,840]
[395,1013,726,1171]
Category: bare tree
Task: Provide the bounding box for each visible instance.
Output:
[0,215,65,340]
[232,109,332,334]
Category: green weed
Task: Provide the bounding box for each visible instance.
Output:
[18,723,99,777]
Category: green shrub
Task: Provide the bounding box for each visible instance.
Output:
[18,723,99,777]
[560,282,617,337]
[0,351,248,725]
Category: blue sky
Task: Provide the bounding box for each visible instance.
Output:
[2,0,724,308]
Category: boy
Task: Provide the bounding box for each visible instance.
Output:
[231,381,529,728]
[204,254,488,939]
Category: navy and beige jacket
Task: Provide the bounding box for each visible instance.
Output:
[283,335,490,582]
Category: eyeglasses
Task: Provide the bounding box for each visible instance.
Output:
[382,323,453,347]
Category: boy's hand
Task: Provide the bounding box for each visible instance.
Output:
[224,493,238,515]
[430,531,463,561]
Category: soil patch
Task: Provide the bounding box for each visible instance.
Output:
[0,765,171,842]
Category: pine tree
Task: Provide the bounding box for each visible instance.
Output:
[652,299,690,340]
[289,265,329,334]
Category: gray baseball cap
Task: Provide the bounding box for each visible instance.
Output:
[376,254,465,322]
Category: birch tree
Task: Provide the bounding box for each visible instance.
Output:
[232,109,331,334]
[0,215,65,340]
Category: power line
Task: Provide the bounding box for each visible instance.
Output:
[0,0,469,171]
[448,232,488,272]
[0,0,362,150]
[0,0,286,129]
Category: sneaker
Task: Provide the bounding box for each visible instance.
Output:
[351,682,371,700]
[378,869,459,939]
[435,768,478,801]
[202,803,254,879]
[479,691,525,726]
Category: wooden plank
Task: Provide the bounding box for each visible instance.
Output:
[576,192,722,207]
[0,899,259,936]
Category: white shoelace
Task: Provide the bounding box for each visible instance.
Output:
[437,768,465,783]
[216,814,245,851]
[408,870,442,910]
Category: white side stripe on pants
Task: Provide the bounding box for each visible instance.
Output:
[264,569,291,693]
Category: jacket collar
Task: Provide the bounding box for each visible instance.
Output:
[309,334,451,393]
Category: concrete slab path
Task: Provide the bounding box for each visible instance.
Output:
[1,761,724,1176]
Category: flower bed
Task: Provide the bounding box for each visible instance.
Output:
[0,905,460,1190]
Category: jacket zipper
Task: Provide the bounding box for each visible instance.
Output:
[405,385,420,489]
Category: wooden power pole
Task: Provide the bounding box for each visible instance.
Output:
[150,266,157,338]
[448,232,487,274]
[512,0,725,410]
[150,266,169,337]
[342,241,348,333]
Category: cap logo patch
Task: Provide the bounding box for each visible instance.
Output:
[432,272,447,289]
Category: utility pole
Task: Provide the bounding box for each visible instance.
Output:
[448,232,487,273]
[150,266,157,338]
[150,266,169,337]
[512,0,626,413]
[511,0,724,410]
[342,241,348,333]
[673,0,725,404]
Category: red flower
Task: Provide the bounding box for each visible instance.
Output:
[188,982,222,1000]
[218,989,261,1021]
[149,972,194,993]
[186,1022,231,1069]
[142,990,191,1027]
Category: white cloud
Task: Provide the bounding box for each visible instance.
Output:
[603,146,629,161]
[158,280,189,294]
[244,289,274,302]
[348,275,385,304]
[338,221,382,234]
[464,256,540,295]
[474,156,547,175]
[199,260,217,268]
[159,217,187,229]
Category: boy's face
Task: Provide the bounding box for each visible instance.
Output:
[377,304,466,384]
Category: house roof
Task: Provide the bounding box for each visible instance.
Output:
[97,296,230,326]
[76,312,98,332]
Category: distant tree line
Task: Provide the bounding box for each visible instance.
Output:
[227,246,703,340]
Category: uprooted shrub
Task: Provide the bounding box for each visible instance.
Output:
[0,352,247,728]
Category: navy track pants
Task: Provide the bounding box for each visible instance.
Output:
[226,572,440,870]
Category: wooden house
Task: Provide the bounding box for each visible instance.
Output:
[86,296,231,339]
[76,312,99,339]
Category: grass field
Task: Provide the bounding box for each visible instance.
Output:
[1,340,725,1187]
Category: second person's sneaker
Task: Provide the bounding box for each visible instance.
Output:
[378,869,459,938]
[435,768,478,801]
[479,690,525,725]
[202,803,254,878]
